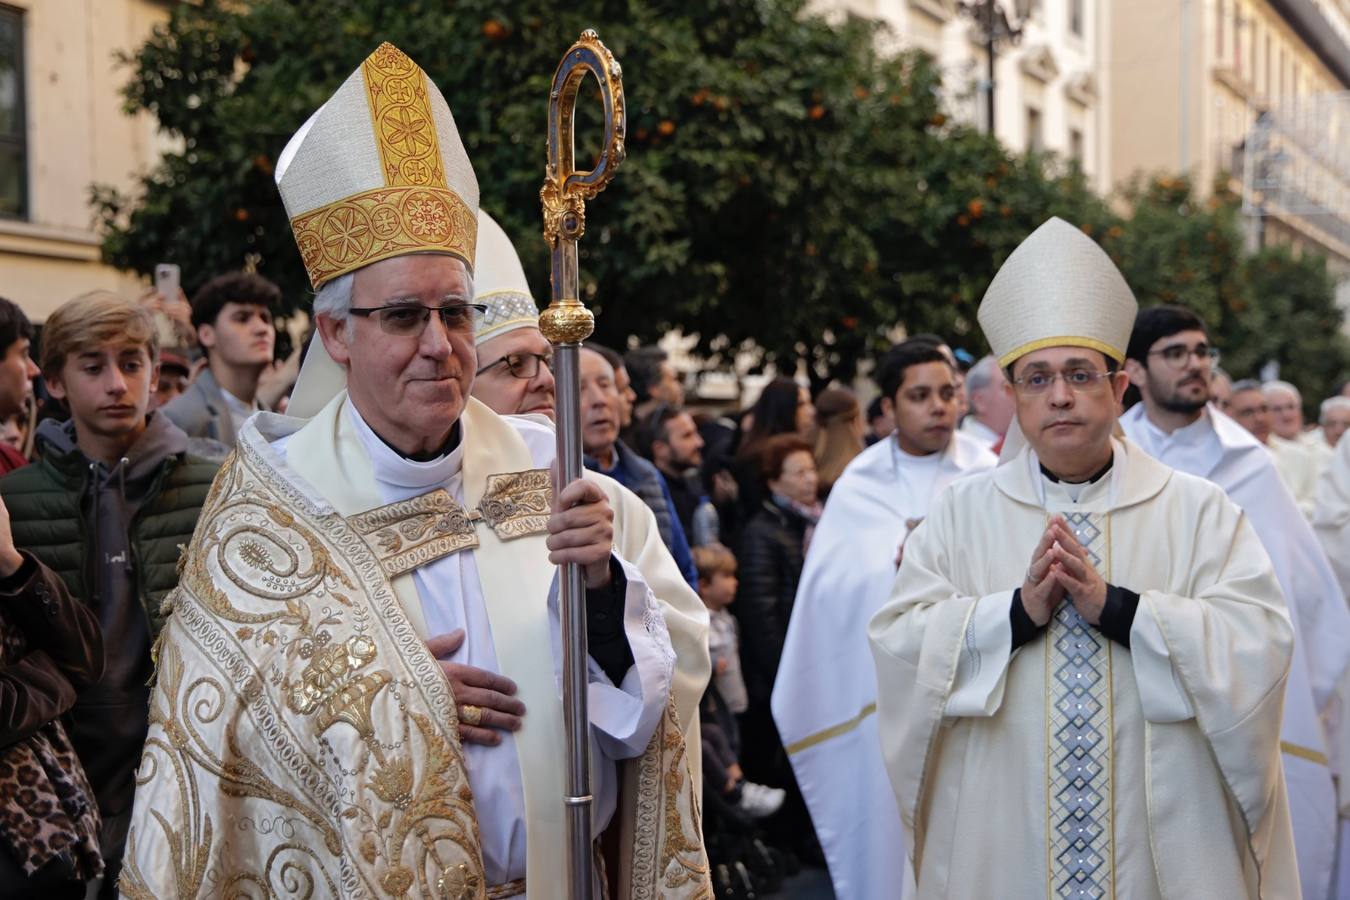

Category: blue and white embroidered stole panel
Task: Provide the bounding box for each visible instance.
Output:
[1046,511,1114,900]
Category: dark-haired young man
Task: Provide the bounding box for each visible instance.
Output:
[162,271,278,451]
[1120,304,1350,899]
[771,337,995,898]
[0,297,38,474]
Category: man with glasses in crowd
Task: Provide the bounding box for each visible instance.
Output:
[1227,378,1320,515]
[123,44,711,898]
[469,211,557,420]
[869,219,1298,898]
[1120,305,1350,899]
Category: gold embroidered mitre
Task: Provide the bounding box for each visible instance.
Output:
[977,217,1137,367]
[275,42,479,289]
[473,210,540,346]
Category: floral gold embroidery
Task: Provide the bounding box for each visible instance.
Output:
[350,471,552,578]
[121,441,488,899]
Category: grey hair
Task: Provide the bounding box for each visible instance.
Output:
[1321,396,1350,421]
[310,255,475,338]
[1262,379,1301,404]
[964,354,1003,396]
[313,272,355,321]
[1231,378,1263,395]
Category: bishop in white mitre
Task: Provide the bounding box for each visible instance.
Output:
[1120,305,1350,900]
[869,217,1300,899]
[120,43,711,900]
[772,338,994,900]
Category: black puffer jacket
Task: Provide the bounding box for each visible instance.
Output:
[733,498,809,705]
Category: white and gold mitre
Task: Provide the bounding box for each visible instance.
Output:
[977,217,1137,367]
[275,42,479,290]
[473,210,540,346]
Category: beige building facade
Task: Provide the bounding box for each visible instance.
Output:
[1109,0,1350,283]
[812,0,1113,193]
[0,0,174,321]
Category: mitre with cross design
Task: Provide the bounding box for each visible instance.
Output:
[275,42,480,290]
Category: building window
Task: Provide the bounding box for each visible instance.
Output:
[1070,0,1084,37]
[1026,106,1043,153]
[0,5,25,219]
[1070,128,1084,163]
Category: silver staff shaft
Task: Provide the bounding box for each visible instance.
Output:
[539,29,626,900]
[554,340,593,899]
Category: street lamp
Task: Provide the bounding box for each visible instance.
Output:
[959,0,1025,135]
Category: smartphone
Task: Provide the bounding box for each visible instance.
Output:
[154,263,181,303]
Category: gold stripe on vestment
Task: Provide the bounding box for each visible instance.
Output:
[1280,741,1330,765]
[784,703,877,756]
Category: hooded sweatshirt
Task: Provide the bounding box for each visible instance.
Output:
[32,413,190,820]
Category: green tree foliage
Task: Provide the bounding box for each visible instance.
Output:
[96,0,1343,397]
[94,0,1116,385]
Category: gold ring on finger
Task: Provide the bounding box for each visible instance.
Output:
[459,704,483,727]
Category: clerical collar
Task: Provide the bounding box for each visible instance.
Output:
[1039,457,1113,485]
[371,421,462,462]
[346,397,465,491]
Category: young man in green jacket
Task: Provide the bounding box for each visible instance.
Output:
[0,291,218,898]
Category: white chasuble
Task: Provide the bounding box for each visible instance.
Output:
[869,438,1300,900]
[1268,435,1319,519]
[1313,432,1350,900]
[1314,431,1350,603]
[121,393,711,899]
[771,430,994,899]
[1123,403,1350,900]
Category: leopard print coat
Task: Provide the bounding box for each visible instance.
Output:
[0,589,102,879]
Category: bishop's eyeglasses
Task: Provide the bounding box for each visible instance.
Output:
[1011,368,1114,395]
[476,352,554,379]
[348,302,488,337]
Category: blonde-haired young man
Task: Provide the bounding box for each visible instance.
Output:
[0,291,218,898]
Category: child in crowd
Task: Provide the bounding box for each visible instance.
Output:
[693,543,784,818]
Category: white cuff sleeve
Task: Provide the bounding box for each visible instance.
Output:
[1129,596,1195,723]
[552,554,675,762]
[945,591,1017,717]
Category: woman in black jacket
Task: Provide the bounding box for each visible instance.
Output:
[733,434,823,859]
[734,434,821,769]
[0,496,105,899]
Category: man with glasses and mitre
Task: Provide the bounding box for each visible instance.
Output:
[470,210,559,421]
[1120,304,1350,900]
[869,218,1299,898]
[120,43,710,899]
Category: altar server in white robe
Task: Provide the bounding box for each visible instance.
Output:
[122,43,710,899]
[869,217,1299,899]
[772,338,994,900]
[1313,429,1350,898]
[1120,304,1350,900]
[1315,433,1350,599]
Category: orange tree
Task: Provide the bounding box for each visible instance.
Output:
[94,0,1131,386]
